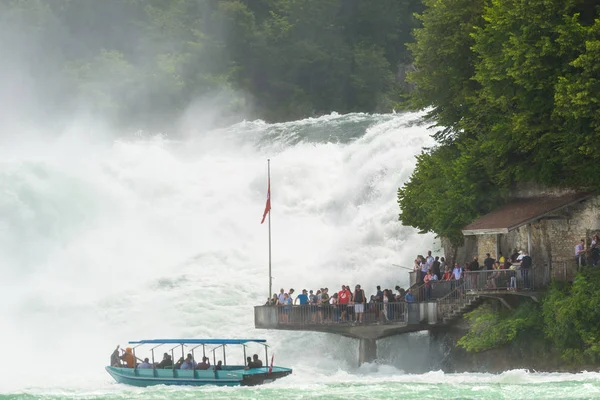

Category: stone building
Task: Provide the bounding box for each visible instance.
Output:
[458,189,599,281]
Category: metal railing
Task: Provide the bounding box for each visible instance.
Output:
[461,264,550,292]
[435,281,468,322]
[433,264,551,323]
[414,280,455,301]
[257,303,409,327]
[553,261,576,281]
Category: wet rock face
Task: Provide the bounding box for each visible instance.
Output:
[430,326,598,373]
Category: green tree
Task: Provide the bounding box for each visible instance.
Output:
[400,0,600,243]
[407,0,487,142]
[398,143,503,246]
[458,301,543,353]
[543,268,600,363]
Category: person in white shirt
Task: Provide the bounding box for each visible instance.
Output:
[138,358,152,369]
[425,250,434,268]
[452,263,463,280]
[277,288,285,305]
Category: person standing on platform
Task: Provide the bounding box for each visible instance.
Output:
[520,251,532,289]
[353,284,366,324]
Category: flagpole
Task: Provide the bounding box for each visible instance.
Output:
[267,159,272,301]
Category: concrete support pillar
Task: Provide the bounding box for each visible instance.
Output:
[358,338,377,366]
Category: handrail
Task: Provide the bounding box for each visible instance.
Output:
[436,281,466,303]
[259,302,409,326]
[459,263,551,291]
[435,281,467,322]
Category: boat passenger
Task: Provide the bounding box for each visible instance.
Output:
[110,345,121,367]
[196,356,210,370]
[214,361,223,371]
[174,356,185,369]
[181,354,197,370]
[157,353,173,369]
[246,356,255,369]
[139,358,152,369]
[252,354,263,368]
[120,347,135,368]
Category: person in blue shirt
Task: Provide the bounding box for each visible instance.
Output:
[404,289,415,303]
[295,289,309,305]
[180,354,197,370]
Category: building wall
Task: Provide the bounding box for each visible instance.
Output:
[442,236,477,266]
[469,196,600,280]
[477,234,497,261]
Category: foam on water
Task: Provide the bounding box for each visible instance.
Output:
[1,111,598,398]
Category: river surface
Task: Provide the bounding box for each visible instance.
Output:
[1,111,598,399]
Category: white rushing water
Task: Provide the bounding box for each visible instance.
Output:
[0,111,438,392]
[2,111,598,399]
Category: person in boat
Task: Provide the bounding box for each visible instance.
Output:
[174,356,185,369]
[110,345,121,367]
[120,347,135,368]
[245,356,255,369]
[180,354,197,370]
[139,358,152,369]
[252,354,263,368]
[157,353,173,369]
[196,356,210,370]
[214,360,223,371]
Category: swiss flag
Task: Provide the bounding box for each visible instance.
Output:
[261,177,271,224]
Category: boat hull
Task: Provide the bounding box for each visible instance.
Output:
[105,366,292,387]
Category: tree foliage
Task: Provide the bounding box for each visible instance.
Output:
[399,0,600,241]
[0,0,423,129]
[458,301,543,353]
[543,268,600,363]
[458,268,600,364]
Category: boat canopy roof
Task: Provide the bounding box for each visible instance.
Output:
[128,339,267,345]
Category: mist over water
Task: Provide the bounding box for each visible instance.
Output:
[0,111,440,391]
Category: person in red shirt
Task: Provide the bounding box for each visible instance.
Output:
[442,266,452,281]
[338,285,350,322]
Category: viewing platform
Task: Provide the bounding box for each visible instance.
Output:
[255,265,550,365]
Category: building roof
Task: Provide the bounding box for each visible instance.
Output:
[462,192,595,235]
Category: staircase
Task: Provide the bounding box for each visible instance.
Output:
[435,282,483,325]
[440,294,482,324]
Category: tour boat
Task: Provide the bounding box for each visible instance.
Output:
[105,338,292,387]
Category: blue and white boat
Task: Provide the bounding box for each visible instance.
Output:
[105,338,292,387]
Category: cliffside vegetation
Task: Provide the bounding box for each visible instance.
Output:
[457,267,600,364]
[401,0,600,366]
[398,0,600,246]
[1,0,423,129]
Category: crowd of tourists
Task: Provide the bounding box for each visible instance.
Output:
[265,283,415,324]
[414,249,533,298]
[110,345,265,371]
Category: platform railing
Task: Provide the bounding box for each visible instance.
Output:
[256,303,409,327]
[462,264,550,292]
